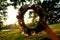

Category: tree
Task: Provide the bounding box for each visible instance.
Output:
[0,1,8,30]
[40,0,60,24]
[0,21,3,30]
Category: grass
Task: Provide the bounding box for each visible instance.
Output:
[0,23,60,40]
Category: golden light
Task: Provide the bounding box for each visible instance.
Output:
[24,9,40,24]
[24,9,34,24]
[4,6,18,25]
[4,6,39,25]
[4,6,32,25]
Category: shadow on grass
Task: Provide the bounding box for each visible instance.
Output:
[41,37,52,40]
[15,33,52,40]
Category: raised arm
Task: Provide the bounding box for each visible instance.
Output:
[38,21,59,40]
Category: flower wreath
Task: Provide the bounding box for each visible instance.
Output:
[16,4,46,35]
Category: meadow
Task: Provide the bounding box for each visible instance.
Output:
[0,23,60,40]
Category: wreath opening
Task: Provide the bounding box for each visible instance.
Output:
[16,4,46,36]
[24,9,40,28]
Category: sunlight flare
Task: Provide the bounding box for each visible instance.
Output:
[4,6,18,25]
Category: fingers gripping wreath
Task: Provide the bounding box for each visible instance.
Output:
[16,4,46,36]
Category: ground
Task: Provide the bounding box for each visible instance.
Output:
[0,23,60,40]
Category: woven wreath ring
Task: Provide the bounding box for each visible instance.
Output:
[16,4,45,35]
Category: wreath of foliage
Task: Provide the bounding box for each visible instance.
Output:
[17,4,46,35]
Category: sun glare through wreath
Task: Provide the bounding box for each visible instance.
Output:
[16,4,46,35]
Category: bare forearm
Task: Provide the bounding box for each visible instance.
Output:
[38,21,59,40]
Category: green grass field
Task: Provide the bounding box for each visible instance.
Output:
[0,23,60,40]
